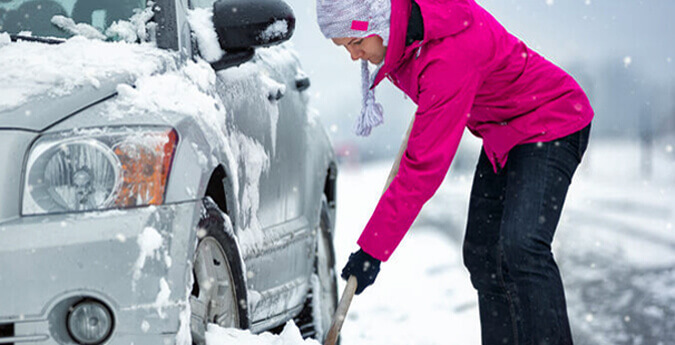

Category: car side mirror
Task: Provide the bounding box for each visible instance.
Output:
[210,0,295,70]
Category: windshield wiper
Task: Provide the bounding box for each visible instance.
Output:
[9,34,66,45]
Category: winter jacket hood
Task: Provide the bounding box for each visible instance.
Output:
[372,0,473,89]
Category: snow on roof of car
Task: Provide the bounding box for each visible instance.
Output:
[0,36,178,112]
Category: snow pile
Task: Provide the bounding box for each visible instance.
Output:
[0,32,11,46]
[105,4,157,43]
[111,59,219,122]
[205,321,319,345]
[187,7,224,62]
[51,15,106,40]
[260,20,289,41]
[0,36,177,111]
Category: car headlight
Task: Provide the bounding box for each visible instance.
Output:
[22,127,178,215]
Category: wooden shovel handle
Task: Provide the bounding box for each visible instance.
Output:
[324,119,410,345]
[324,275,358,345]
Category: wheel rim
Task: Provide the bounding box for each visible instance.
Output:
[190,237,238,343]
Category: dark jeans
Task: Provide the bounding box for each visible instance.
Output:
[463,123,591,345]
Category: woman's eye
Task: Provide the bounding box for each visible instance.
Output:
[354,40,363,45]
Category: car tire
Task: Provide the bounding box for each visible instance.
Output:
[295,195,339,343]
[190,197,249,345]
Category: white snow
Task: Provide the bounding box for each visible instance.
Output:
[51,15,106,40]
[141,320,150,333]
[154,277,172,318]
[192,142,210,167]
[260,20,289,42]
[105,4,157,43]
[176,239,197,345]
[309,274,324,341]
[132,227,164,282]
[205,320,319,345]
[248,289,262,308]
[110,59,218,121]
[187,7,224,63]
[331,136,675,345]
[228,131,271,257]
[0,36,177,112]
[0,32,10,46]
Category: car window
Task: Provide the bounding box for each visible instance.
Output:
[191,0,216,9]
[0,0,146,38]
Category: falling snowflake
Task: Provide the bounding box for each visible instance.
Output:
[546,0,554,6]
[623,56,632,68]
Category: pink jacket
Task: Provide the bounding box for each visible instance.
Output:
[357,0,594,261]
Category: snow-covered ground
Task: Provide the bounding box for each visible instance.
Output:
[332,137,675,345]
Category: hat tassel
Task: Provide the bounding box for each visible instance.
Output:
[354,60,384,136]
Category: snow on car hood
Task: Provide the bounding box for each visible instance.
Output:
[0,36,178,130]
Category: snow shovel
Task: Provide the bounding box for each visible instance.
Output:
[324,275,358,345]
[324,118,413,345]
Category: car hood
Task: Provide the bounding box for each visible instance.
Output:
[0,74,130,131]
[0,37,179,131]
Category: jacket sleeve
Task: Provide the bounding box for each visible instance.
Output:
[357,60,482,262]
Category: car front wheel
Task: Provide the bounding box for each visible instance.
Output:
[190,198,248,344]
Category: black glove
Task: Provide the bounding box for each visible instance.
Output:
[341,249,381,295]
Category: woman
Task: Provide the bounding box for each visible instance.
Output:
[317,0,593,344]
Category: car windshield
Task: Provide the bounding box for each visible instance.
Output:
[0,0,146,38]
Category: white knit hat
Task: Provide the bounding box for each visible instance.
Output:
[316,0,391,136]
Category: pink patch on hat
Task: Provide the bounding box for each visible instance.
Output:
[351,20,369,31]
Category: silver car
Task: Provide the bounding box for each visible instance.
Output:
[0,0,339,344]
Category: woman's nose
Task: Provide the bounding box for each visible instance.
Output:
[347,47,362,61]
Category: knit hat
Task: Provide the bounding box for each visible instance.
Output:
[316,0,391,136]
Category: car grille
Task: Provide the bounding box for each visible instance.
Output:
[0,322,14,345]
[0,322,49,344]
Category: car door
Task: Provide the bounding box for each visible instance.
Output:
[250,47,316,322]
[258,47,310,222]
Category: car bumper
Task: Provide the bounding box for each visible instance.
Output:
[0,201,202,344]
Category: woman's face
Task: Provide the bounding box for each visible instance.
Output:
[332,35,387,64]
